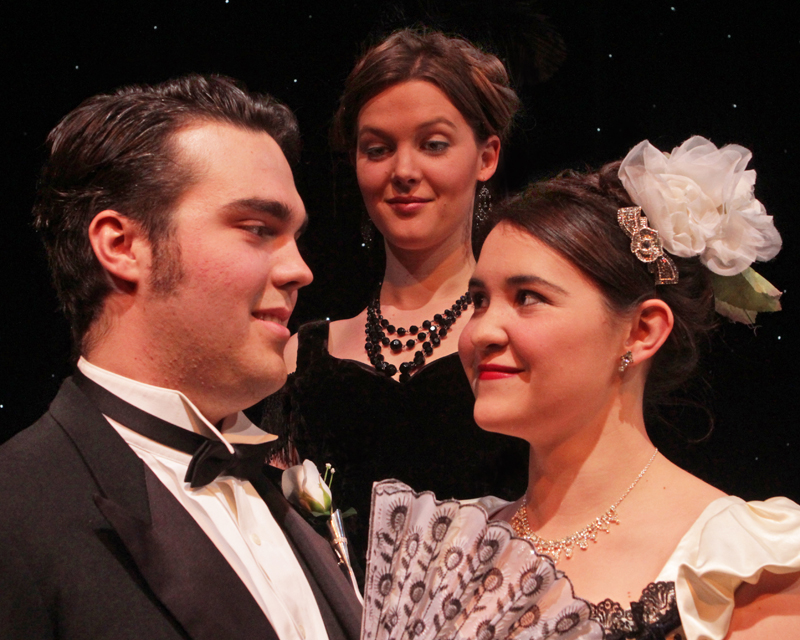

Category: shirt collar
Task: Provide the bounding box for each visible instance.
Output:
[77,357,277,451]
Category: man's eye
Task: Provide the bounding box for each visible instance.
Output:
[243,225,274,238]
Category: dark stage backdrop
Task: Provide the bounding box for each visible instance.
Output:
[2,1,798,500]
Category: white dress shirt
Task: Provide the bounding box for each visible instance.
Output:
[78,357,329,640]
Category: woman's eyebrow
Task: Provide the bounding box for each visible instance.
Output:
[507,275,568,296]
[358,117,457,139]
[469,274,568,296]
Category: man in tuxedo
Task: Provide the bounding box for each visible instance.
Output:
[0,75,361,640]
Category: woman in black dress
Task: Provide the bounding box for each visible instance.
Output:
[266,29,528,564]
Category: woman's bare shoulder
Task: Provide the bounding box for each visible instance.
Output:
[328,311,367,337]
[284,311,367,373]
[656,455,727,511]
[327,310,368,360]
[660,463,800,638]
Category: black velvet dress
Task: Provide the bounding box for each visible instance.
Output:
[263,320,529,566]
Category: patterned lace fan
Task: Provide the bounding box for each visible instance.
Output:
[362,480,602,640]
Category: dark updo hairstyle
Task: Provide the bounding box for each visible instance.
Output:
[492,162,717,406]
[331,28,521,151]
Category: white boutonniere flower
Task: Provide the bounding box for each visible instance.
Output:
[282,459,333,517]
[281,460,363,602]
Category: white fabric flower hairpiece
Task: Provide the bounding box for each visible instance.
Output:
[618,136,782,323]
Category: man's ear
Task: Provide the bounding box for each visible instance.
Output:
[476,135,501,182]
[625,298,674,366]
[88,210,150,289]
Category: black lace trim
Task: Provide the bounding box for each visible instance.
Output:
[590,581,683,639]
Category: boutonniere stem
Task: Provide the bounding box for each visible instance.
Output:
[282,460,363,603]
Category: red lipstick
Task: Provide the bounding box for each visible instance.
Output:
[477,364,522,380]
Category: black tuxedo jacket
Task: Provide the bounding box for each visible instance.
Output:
[0,377,362,640]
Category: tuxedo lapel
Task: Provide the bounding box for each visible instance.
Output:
[51,378,278,640]
[252,474,363,640]
[95,468,278,640]
[51,378,151,520]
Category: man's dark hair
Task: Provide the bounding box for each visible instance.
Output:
[33,73,300,353]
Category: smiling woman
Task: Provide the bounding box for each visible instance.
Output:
[354,80,498,254]
[462,224,637,440]
[457,140,800,639]
[262,29,529,568]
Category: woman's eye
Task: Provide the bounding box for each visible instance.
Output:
[424,139,450,153]
[470,291,488,309]
[363,144,390,160]
[517,290,543,306]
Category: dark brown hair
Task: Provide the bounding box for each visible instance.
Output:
[331,28,520,151]
[492,162,717,404]
[33,74,300,353]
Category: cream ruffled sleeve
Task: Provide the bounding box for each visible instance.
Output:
[656,495,800,640]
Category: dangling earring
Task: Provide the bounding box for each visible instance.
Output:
[619,351,634,372]
[474,184,492,226]
[361,218,376,250]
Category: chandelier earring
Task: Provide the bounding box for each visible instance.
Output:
[360,217,376,250]
[474,184,492,227]
[619,351,634,373]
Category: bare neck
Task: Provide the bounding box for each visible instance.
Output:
[381,238,475,309]
[523,384,656,532]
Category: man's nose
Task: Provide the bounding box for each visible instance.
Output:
[276,240,313,291]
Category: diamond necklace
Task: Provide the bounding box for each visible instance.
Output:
[510,448,658,563]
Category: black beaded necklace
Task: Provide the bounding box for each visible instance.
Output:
[365,290,472,382]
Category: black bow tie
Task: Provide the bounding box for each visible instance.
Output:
[73,371,274,488]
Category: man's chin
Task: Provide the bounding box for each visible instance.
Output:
[215,360,288,416]
[253,366,289,401]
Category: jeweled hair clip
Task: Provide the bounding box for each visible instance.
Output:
[617,206,678,285]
